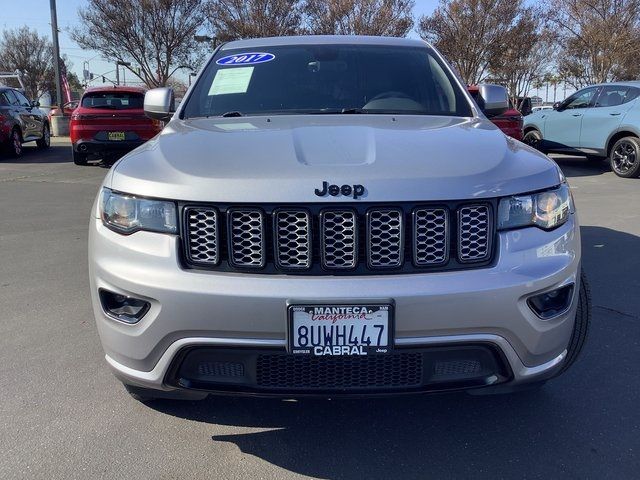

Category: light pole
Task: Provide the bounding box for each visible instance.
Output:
[49,0,63,108]
[115,61,131,85]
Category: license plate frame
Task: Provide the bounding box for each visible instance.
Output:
[107,131,126,141]
[287,303,394,356]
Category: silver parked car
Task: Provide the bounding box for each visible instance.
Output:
[89,36,590,401]
[524,82,640,178]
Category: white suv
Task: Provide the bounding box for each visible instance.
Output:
[89,36,590,401]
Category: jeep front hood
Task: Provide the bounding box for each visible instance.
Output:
[110,115,560,202]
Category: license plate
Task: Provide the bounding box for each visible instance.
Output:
[108,131,126,141]
[288,304,393,356]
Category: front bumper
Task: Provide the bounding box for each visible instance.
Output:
[89,214,580,395]
[73,138,144,155]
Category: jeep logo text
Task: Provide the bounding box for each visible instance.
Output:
[314,181,365,199]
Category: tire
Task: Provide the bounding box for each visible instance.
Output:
[523,129,543,151]
[6,128,23,157]
[36,123,50,149]
[72,147,88,166]
[556,270,591,375]
[609,136,640,178]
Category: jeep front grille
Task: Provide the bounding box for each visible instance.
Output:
[181,202,494,274]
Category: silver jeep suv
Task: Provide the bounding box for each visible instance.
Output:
[89,36,590,401]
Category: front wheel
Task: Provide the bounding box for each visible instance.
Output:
[523,129,543,151]
[556,270,591,375]
[36,123,50,149]
[610,136,640,178]
[7,129,23,157]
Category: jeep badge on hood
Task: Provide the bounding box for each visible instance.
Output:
[314,181,365,199]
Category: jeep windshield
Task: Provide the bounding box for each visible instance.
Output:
[182,44,472,118]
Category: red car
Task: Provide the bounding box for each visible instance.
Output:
[467,85,523,140]
[70,86,162,165]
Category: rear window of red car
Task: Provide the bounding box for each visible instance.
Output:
[81,92,143,110]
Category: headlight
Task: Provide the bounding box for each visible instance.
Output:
[498,184,572,231]
[100,188,177,235]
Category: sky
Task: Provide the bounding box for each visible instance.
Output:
[0,0,561,101]
[0,0,439,86]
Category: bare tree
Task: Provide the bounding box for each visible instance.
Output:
[487,7,556,107]
[72,0,206,88]
[205,0,303,41]
[549,0,640,87]
[417,0,524,85]
[0,27,55,100]
[304,0,414,36]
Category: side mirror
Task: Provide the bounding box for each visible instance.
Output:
[144,87,175,121]
[477,84,509,118]
[30,100,40,108]
[552,101,562,111]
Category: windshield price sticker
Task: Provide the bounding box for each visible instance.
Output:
[216,52,275,66]
[289,305,392,356]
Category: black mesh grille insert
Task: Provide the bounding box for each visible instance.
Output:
[275,209,311,269]
[368,208,404,268]
[458,205,491,262]
[256,353,423,390]
[433,360,481,376]
[198,361,245,377]
[185,207,219,265]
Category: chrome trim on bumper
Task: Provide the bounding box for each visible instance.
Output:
[106,334,567,392]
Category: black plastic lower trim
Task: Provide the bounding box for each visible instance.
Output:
[165,343,513,397]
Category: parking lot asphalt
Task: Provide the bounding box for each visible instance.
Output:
[0,138,638,479]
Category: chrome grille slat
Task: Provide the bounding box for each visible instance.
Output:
[275,209,311,269]
[413,208,448,265]
[458,205,491,262]
[368,208,404,268]
[321,210,358,269]
[228,209,265,268]
[184,207,219,265]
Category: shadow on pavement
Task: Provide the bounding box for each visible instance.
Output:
[552,155,611,178]
[146,225,640,478]
[2,143,117,168]
[1,143,72,164]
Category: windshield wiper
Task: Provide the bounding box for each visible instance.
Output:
[305,108,365,115]
[221,111,243,117]
[340,108,364,114]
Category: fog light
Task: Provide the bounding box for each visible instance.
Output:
[99,289,150,324]
[527,284,574,319]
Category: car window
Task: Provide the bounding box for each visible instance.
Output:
[183,44,473,118]
[624,87,640,103]
[0,91,11,106]
[4,89,21,106]
[594,86,630,107]
[81,92,144,110]
[563,88,598,110]
[13,90,31,107]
